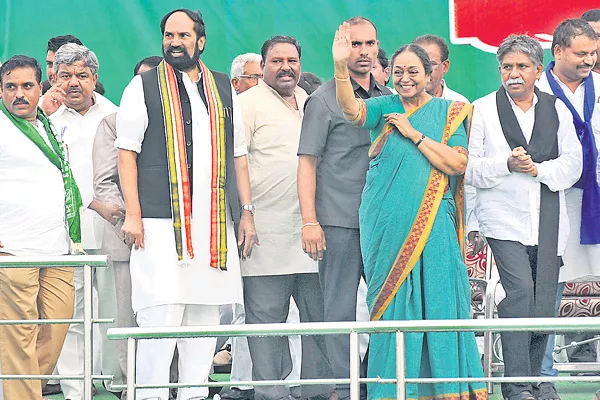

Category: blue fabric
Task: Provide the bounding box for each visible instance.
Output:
[545,63,600,244]
[359,96,486,399]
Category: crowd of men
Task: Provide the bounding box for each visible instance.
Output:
[0,6,599,400]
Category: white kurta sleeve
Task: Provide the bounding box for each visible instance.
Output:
[115,75,148,153]
[232,88,248,157]
[465,184,480,233]
[534,100,583,192]
[465,104,512,189]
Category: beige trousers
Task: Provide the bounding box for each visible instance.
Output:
[0,253,74,400]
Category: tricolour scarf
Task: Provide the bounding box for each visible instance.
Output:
[157,59,228,269]
[0,101,83,246]
[545,62,600,245]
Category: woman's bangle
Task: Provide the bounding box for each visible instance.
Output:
[415,134,426,147]
[334,75,350,81]
[302,222,321,229]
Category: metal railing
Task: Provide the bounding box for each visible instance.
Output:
[0,255,114,400]
[108,317,600,400]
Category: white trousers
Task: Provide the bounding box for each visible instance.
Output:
[136,304,220,400]
[55,267,103,400]
[228,298,302,390]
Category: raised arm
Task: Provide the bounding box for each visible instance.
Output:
[333,22,359,121]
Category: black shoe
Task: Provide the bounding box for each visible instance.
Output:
[505,390,536,400]
[220,387,255,400]
[42,384,62,396]
[536,382,561,400]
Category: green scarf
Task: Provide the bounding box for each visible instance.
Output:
[0,100,83,245]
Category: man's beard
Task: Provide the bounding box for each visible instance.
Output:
[163,43,200,72]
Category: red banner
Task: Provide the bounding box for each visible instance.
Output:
[450,0,594,52]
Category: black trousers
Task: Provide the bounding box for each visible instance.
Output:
[244,273,333,400]
[487,238,551,399]
[319,226,365,399]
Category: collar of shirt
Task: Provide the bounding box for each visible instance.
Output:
[173,66,203,85]
[351,73,385,98]
[549,68,588,120]
[256,79,305,113]
[505,90,538,142]
[54,92,100,119]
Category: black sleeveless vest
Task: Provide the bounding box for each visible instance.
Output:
[137,66,240,225]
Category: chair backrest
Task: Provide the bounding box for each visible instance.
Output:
[465,242,488,279]
[563,282,600,297]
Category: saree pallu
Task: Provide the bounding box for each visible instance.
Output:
[357,96,487,400]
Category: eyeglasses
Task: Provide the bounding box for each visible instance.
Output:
[430,61,446,71]
[238,74,262,80]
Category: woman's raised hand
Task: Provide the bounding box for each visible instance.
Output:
[332,22,352,66]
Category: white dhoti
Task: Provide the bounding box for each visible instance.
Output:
[560,188,600,282]
[136,304,220,400]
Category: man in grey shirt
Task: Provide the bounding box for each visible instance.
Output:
[297,16,391,400]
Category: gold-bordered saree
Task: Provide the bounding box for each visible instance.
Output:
[355,95,487,400]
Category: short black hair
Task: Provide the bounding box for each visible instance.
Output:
[412,34,450,62]
[391,44,433,75]
[344,16,378,36]
[582,9,600,22]
[160,9,206,41]
[0,55,42,85]
[47,35,83,53]
[552,18,598,55]
[260,35,302,62]
[377,48,389,69]
[133,56,163,76]
[95,81,105,95]
[298,72,322,95]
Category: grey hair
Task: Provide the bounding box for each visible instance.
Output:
[53,43,99,75]
[496,34,544,67]
[230,53,262,78]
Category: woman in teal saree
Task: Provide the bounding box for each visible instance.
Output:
[332,24,487,400]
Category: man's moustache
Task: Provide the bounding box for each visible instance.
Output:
[12,99,29,105]
[67,88,82,93]
[506,78,525,85]
[578,63,594,69]
[277,71,296,79]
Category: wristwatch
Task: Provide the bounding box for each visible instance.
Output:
[241,204,256,216]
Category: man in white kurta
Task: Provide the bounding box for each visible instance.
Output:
[537,26,600,284]
[115,9,256,400]
[45,43,120,400]
[238,37,333,400]
[0,55,74,400]
[536,19,600,386]
[466,35,582,400]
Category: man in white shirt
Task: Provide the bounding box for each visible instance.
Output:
[116,9,257,400]
[466,35,582,400]
[0,55,75,400]
[536,18,600,394]
[47,43,121,400]
[230,52,263,95]
[238,36,333,400]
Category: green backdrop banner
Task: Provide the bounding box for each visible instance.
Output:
[0,0,588,104]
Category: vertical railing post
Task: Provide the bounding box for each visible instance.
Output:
[396,331,406,400]
[127,337,136,400]
[83,263,93,400]
[349,331,361,400]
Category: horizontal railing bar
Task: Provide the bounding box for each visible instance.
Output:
[110,373,600,390]
[0,318,114,325]
[0,255,111,268]
[0,374,112,381]
[107,317,600,340]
